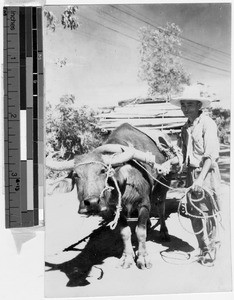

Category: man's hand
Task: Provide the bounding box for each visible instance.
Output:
[157,160,172,175]
[191,177,204,193]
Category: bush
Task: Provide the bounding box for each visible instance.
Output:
[208,107,230,144]
[46,94,105,160]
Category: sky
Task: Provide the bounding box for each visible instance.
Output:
[44,2,231,108]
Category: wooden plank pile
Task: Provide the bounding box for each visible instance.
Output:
[97,99,186,135]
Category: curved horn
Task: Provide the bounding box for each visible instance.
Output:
[102,149,135,166]
[46,158,74,171]
[95,144,126,154]
[98,144,156,166]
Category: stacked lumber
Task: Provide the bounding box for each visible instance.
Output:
[97,101,186,134]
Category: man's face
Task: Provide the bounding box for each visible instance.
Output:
[180,100,202,120]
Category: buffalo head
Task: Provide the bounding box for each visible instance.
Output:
[73,152,114,215]
[46,144,164,215]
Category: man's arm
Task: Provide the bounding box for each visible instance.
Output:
[192,157,212,192]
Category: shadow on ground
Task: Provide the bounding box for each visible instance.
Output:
[46,224,123,287]
[45,215,193,287]
[45,150,229,288]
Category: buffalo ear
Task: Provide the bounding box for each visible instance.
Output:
[47,177,75,195]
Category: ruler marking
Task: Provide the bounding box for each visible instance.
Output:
[20,7,26,111]
[26,58,33,107]
[19,7,29,224]
[4,6,43,227]
[27,160,34,211]
[27,108,33,159]
[33,7,39,226]
[32,7,37,28]
[26,7,32,57]
[4,7,21,228]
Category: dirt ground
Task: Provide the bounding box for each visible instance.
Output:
[44,146,232,298]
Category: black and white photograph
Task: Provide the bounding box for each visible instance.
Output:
[43,2,232,298]
[1,1,232,300]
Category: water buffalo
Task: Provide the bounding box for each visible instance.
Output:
[47,123,181,269]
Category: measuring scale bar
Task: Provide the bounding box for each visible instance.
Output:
[4,6,43,228]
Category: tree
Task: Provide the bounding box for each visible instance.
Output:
[44,6,80,32]
[138,23,190,100]
[46,95,105,160]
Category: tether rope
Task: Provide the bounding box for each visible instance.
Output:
[132,159,222,239]
[76,154,123,230]
[177,187,222,237]
[75,154,222,235]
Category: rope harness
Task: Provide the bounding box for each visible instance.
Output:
[74,147,178,230]
[75,154,123,230]
[75,147,222,239]
[73,147,223,267]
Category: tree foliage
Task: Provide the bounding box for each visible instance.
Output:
[138,23,190,99]
[46,95,104,160]
[44,10,57,32]
[44,6,80,32]
[61,6,80,30]
[209,107,230,144]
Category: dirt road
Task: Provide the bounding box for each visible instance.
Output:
[45,150,232,298]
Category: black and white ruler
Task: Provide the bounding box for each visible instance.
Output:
[3,6,44,228]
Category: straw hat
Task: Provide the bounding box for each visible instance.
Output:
[170,85,211,108]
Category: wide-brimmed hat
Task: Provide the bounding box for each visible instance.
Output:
[170,85,211,108]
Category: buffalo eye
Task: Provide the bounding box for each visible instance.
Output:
[73,172,80,179]
[100,168,107,175]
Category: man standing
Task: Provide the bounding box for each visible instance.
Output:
[170,85,221,266]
